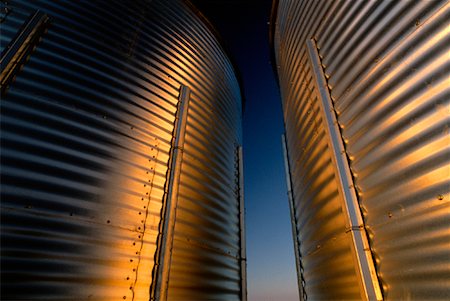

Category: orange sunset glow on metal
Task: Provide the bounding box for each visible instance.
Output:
[1,0,448,300]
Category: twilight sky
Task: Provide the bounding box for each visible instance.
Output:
[191,1,299,300]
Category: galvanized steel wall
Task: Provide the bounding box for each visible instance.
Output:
[272,0,450,300]
[0,0,244,300]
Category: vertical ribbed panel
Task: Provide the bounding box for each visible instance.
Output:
[1,0,243,300]
[147,1,243,299]
[168,88,242,300]
[0,2,31,54]
[273,0,449,300]
[325,2,450,300]
[280,43,361,300]
[274,0,361,299]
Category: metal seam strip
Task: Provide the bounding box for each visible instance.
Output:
[237,146,247,301]
[306,39,383,301]
[0,10,49,96]
[151,84,191,301]
[281,133,306,301]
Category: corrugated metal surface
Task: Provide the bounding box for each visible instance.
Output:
[0,8,50,97]
[278,43,362,300]
[0,2,32,54]
[273,0,362,299]
[0,0,244,300]
[151,1,244,299]
[326,1,450,300]
[167,38,243,300]
[307,39,382,301]
[272,0,450,300]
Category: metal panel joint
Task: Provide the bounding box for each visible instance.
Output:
[151,85,191,301]
[282,134,307,301]
[237,146,247,301]
[0,10,49,96]
[306,39,383,301]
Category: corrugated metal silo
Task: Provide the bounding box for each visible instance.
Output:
[271,0,449,300]
[0,1,245,300]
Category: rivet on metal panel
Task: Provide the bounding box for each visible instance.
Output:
[0,5,11,23]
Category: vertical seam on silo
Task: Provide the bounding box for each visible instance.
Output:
[0,10,50,97]
[150,84,191,301]
[306,39,383,301]
[282,133,307,301]
[237,146,247,301]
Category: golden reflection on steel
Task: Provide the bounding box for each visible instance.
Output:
[1,1,244,300]
[272,0,450,299]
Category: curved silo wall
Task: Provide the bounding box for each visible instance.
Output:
[272,0,449,300]
[0,1,245,301]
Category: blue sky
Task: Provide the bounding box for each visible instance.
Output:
[191,1,299,300]
[240,21,299,301]
[243,61,299,301]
